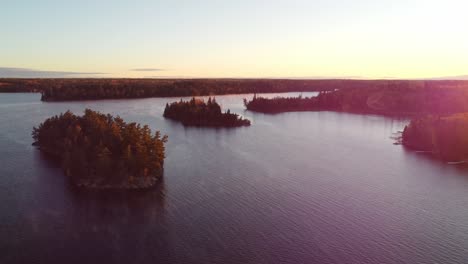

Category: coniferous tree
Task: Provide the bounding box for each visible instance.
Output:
[32,109,168,188]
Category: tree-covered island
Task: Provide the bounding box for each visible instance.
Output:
[402,113,468,162]
[32,109,167,189]
[164,97,251,127]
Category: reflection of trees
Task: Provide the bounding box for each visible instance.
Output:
[62,179,172,262]
[20,151,174,263]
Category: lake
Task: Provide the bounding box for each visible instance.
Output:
[1,92,468,264]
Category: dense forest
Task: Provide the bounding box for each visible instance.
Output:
[2,78,468,102]
[164,97,251,127]
[245,83,468,116]
[0,78,339,100]
[0,79,44,92]
[402,114,468,162]
[32,109,167,189]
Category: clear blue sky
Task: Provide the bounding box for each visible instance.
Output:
[1,0,468,78]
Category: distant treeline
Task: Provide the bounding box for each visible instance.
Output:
[2,78,468,102]
[0,79,44,93]
[245,83,468,116]
[402,114,468,162]
[164,97,250,127]
[0,78,339,100]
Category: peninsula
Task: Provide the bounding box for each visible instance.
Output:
[245,83,468,116]
[402,113,468,162]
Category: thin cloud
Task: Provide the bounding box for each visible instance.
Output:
[0,67,106,78]
[130,68,166,72]
[144,75,194,79]
[265,76,364,80]
[427,75,468,80]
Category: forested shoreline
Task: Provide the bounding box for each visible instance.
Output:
[2,78,468,103]
[244,92,339,113]
[12,78,468,164]
[245,84,468,116]
[245,84,468,163]
[0,78,339,100]
[402,114,468,162]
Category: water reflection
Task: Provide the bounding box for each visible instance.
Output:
[401,146,468,175]
[26,144,170,263]
[3,93,468,263]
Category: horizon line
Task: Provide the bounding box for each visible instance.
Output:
[2,76,468,81]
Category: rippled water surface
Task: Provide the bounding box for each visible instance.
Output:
[1,93,468,264]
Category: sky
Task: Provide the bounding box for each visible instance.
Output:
[1,0,468,79]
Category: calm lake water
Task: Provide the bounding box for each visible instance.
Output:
[1,93,468,264]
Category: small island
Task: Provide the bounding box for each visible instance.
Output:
[32,109,167,189]
[163,97,251,127]
[402,113,468,162]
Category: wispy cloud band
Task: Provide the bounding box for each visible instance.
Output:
[0,67,106,78]
[130,68,166,72]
